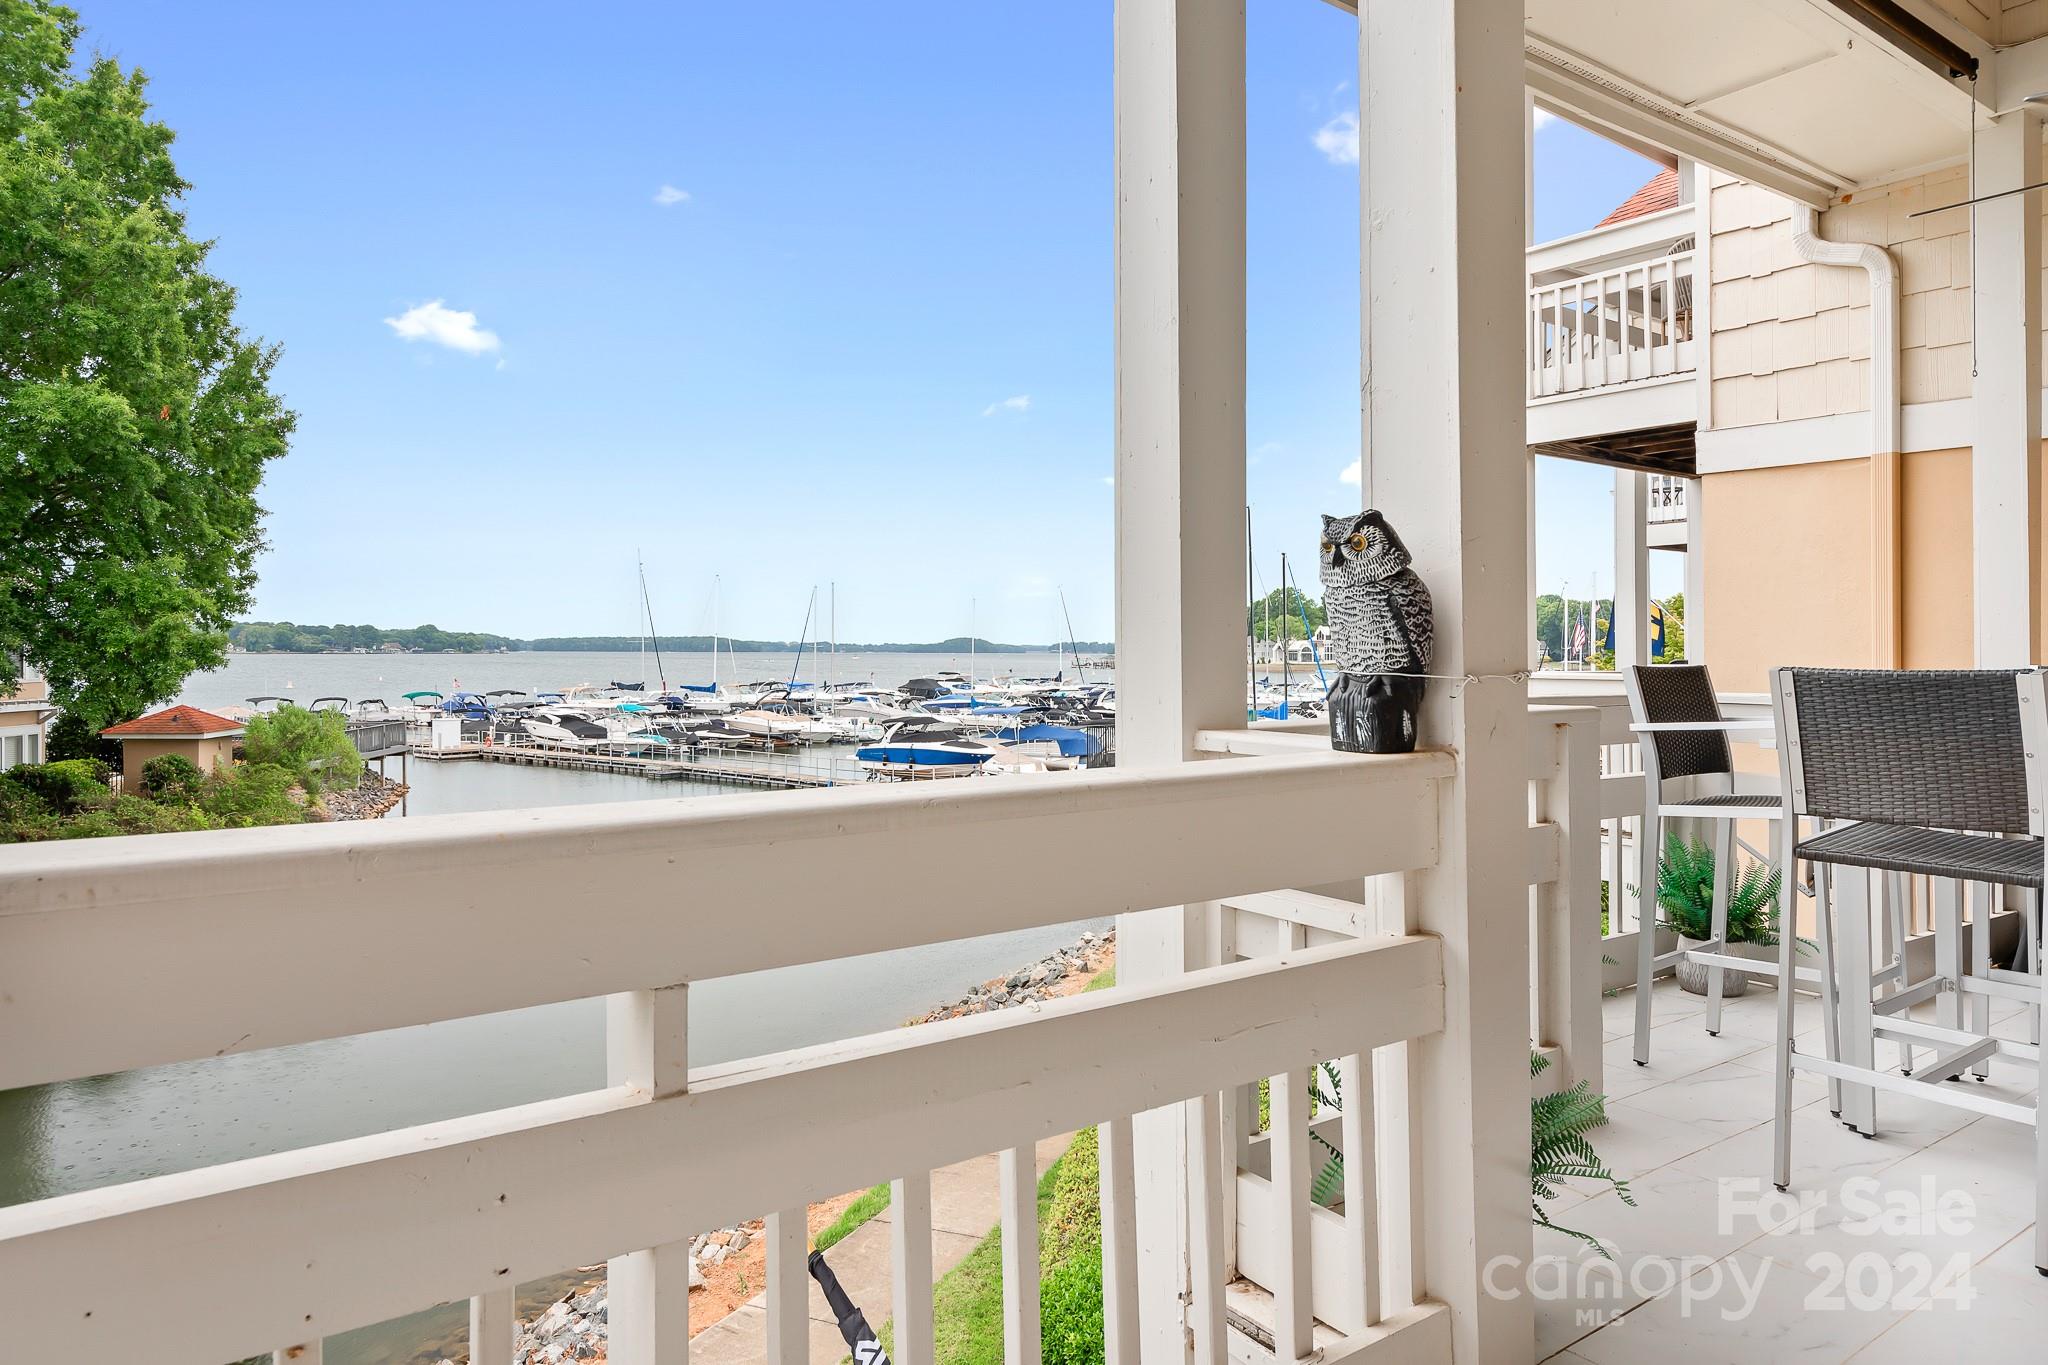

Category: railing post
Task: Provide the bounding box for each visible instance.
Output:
[469,1287,514,1365]
[765,1207,808,1365]
[999,1145,1044,1365]
[1112,0,1248,1359]
[1362,1,1535,1361]
[606,985,690,1365]
[890,1174,936,1365]
[1533,709,1603,1093]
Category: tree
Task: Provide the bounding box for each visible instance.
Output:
[0,1,295,733]
[1247,585,1324,643]
[242,707,362,793]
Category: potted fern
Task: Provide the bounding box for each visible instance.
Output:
[1307,1055,1633,1255]
[1637,833,1788,996]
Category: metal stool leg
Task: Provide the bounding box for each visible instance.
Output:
[1705,818,1733,1035]
[1928,879,1965,1080]
[1772,812,1801,1191]
[1836,866,1877,1136]
[1633,807,1660,1067]
[1970,881,1995,1080]
[1812,858,1843,1115]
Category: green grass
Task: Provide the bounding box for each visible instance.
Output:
[874,1144,1088,1365]
[814,1181,893,1252]
[814,961,1114,1267]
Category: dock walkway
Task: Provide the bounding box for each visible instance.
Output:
[411,742,839,789]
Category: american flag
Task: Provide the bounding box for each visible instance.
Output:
[1571,620,1588,659]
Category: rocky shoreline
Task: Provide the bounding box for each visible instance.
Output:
[488,927,1117,1365]
[317,769,407,822]
[907,926,1115,1024]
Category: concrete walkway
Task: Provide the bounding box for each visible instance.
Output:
[690,1135,1069,1364]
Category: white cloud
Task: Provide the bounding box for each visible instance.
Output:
[1313,111,1359,166]
[653,184,690,206]
[1100,474,1115,488]
[1533,107,1556,130]
[1339,458,1361,486]
[383,300,500,355]
[981,394,1031,417]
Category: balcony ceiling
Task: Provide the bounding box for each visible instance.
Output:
[1526,0,1980,205]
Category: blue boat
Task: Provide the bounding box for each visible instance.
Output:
[855,720,997,770]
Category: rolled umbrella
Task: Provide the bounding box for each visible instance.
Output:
[808,1249,892,1363]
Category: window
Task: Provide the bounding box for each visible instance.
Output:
[2,734,21,770]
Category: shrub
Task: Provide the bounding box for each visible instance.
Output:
[243,707,362,792]
[139,753,207,803]
[5,759,112,815]
[61,795,216,839]
[1040,1242,1105,1365]
[1039,1129,1105,1365]
[199,763,307,828]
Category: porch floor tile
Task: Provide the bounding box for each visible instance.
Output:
[1540,978,2042,1363]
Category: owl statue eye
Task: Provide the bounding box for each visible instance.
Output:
[1320,540,1333,553]
[1347,532,1367,554]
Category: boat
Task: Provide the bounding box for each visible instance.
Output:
[729,709,810,742]
[855,719,1001,773]
[521,708,613,748]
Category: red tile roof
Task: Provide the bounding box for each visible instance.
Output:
[102,705,246,738]
[1596,168,1680,227]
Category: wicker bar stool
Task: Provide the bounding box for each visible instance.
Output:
[1623,665,1832,1068]
[1768,667,2046,1273]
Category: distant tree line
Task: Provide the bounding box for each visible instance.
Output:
[231,624,1114,655]
[232,622,520,653]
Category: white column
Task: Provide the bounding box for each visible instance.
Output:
[1613,470,1649,668]
[606,985,691,1365]
[1972,107,2043,668]
[1361,2,1536,1361]
[1684,476,1706,665]
[1112,2,1246,1360]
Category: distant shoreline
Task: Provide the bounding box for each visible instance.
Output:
[229,625,1111,657]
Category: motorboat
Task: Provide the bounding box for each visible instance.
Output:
[855,720,1001,773]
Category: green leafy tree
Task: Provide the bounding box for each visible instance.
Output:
[242,707,362,793]
[0,0,294,734]
[1247,585,1323,643]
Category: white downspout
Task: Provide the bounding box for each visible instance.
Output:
[1789,204,1904,663]
[1787,205,1899,455]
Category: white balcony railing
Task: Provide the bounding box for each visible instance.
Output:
[0,746,1481,1365]
[1528,250,1697,399]
[1647,473,1687,524]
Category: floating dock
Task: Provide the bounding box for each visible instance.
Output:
[411,743,839,789]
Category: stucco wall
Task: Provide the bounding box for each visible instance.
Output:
[1702,459,1875,691]
[118,736,237,785]
[1899,447,1975,669]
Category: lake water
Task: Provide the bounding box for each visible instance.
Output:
[1,651,1107,1364]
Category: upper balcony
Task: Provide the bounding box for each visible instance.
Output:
[1526,198,1700,458]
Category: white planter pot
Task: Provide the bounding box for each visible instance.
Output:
[1675,936,1750,997]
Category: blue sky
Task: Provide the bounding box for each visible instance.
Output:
[78,1,1671,642]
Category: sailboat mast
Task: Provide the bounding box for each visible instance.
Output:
[788,588,816,689]
[1280,551,1290,716]
[711,575,721,690]
[1245,505,1255,714]
[830,581,837,689]
[1060,587,1083,684]
[640,557,668,691]
[969,597,976,686]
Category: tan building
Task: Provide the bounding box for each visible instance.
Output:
[100,705,245,785]
[0,653,56,773]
